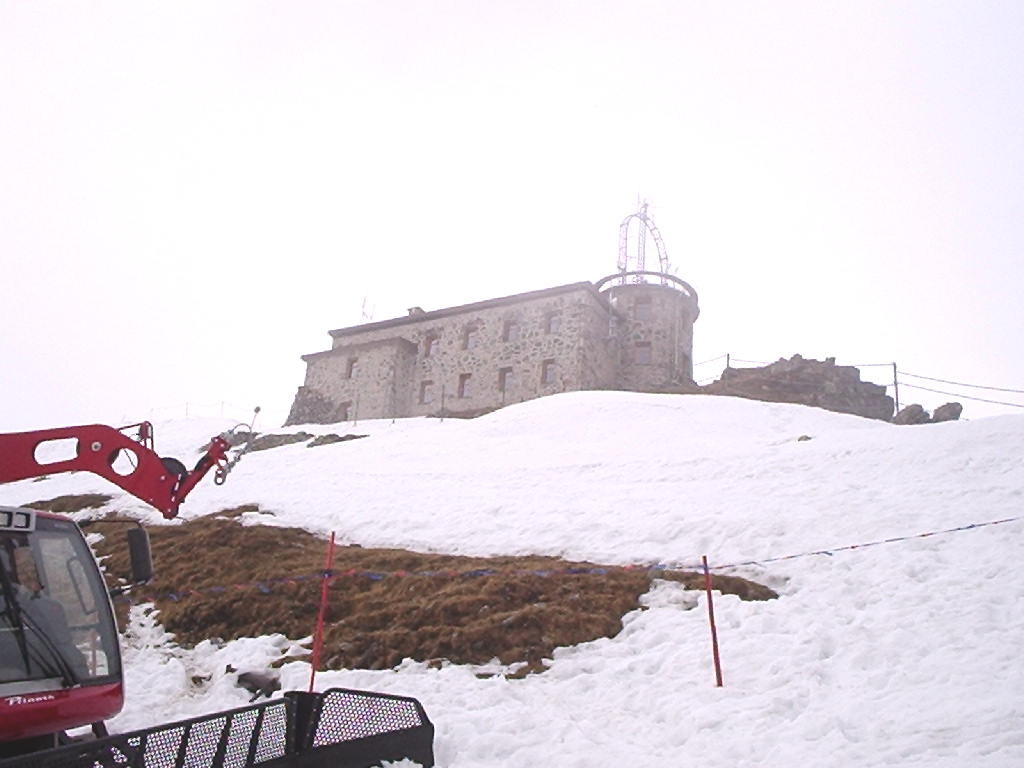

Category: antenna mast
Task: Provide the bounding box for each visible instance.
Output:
[617,201,671,284]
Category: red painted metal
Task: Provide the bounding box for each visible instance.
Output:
[0,422,239,751]
[702,555,724,687]
[0,682,123,741]
[308,532,337,693]
[0,423,230,519]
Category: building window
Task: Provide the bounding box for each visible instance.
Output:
[503,319,521,342]
[633,297,652,321]
[419,380,435,404]
[422,334,438,358]
[541,359,557,386]
[635,342,652,364]
[544,311,562,334]
[338,401,352,421]
[463,324,480,350]
[458,373,472,399]
[498,367,514,394]
[345,357,359,378]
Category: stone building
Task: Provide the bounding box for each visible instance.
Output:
[285,274,700,425]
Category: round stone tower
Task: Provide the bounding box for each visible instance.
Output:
[596,271,699,391]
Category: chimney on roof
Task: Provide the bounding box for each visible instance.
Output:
[407,306,425,316]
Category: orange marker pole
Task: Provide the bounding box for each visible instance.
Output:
[308,532,337,692]
[702,555,724,687]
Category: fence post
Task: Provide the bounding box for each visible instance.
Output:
[702,555,724,687]
[892,362,900,413]
[308,532,337,692]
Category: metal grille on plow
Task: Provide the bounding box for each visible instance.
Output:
[312,690,425,747]
[0,700,290,768]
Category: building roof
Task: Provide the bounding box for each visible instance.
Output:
[301,336,418,362]
[328,281,608,339]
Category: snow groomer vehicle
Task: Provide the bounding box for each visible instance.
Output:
[1,422,433,767]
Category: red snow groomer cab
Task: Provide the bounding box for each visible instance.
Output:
[0,422,232,756]
[0,507,130,751]
[0,422,435,768]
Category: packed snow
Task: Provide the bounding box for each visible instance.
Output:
[4,392,1023,766]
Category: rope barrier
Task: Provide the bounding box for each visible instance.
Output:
[900,371,1024,394]
[693,354,728,367]
[897,382,1024,408]
[708,515,1022,570]
[113,515,1021,605]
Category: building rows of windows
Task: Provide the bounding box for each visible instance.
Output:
[418,359,559,404]
[337,301,660,381]
[338,338,653,389]
[423,310,563,358]
[335,312,563,384]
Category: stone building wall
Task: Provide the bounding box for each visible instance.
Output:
[606,283,698,391]
[286,279,701,425]
[295,337,418,422]
[394,285,614,417]
[575,298,622,391]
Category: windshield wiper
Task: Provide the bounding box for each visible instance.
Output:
[17,607,79,687]
[0,568,78,685]
[0,566,34,678]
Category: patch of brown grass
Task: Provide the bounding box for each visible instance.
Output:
[25,494,113,514]
[92,511,775,674]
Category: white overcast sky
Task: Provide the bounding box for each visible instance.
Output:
[2,1,1022,431]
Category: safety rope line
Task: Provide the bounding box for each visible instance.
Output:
[704,515,1022,570]
[897,382,1024,408]
[901,371,1024,394]
[693,354,728,367]
[113,515,1021,604]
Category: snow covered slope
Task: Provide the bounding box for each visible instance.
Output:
[5,392,1023,766]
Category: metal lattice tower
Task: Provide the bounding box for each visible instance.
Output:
[617,202,670,284]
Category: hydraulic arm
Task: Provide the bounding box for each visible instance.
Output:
[0,422,232,518]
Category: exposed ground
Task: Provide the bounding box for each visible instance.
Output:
[36,495,777,675]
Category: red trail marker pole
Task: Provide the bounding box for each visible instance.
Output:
[308,531,337,693]
[702,555,724,687]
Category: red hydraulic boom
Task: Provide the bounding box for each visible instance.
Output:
[0,422,232,518]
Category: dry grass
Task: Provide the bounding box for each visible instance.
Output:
[25,494,113,514]
[84,508,776,675]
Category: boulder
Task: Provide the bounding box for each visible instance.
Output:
[931,402,964,423]
[249,432,313,451]
[892,404,930,425]
[308,433,368,447]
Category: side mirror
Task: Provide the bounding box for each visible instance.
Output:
[126,527,153,584]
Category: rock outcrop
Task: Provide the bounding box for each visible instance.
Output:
[307,433,368,447]
[286,386,347,426]
[701,355,895,421]
[931,402,964,423]
[893,404,930,425]
[248,432,313,452]
[892,401,964,425]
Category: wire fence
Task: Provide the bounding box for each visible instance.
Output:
[900,371,1024,393]
[896,383,1024,409]
[114,513,1022,605]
